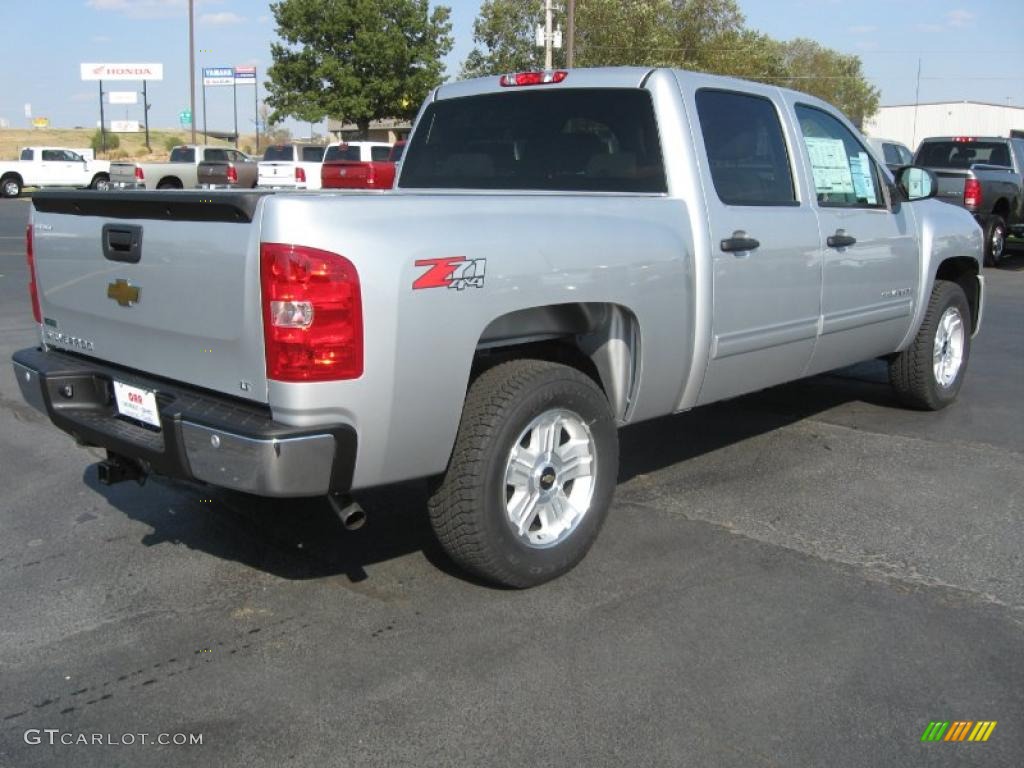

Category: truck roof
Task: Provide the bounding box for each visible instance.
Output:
[918,136,1010,143]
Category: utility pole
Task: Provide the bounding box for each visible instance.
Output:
[142,80,150,149]
[98,80,107,153]
[911,57,921,150]
[544,0,554,69]
[188,0,196,144]
[566,0,575,68]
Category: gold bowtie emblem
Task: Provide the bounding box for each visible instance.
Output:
[107,279,140,307]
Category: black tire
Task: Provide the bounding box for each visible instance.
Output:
[90,174,110,191]
[428,359,618,588]
[156,179,182,190]
[1,174,22,198]
[982,214,1006,267]
[889,280,971,410]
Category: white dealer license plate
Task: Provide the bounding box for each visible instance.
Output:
[112,381,161,429]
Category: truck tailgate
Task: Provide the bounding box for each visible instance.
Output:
[30,190,272,403]
[197,161,232,187]
[934,170,968,205]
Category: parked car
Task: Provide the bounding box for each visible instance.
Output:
[867,137,914,172]
[914,136,1024,265]
[321,142,400,190]
[110,145,239,190]
[198,152,259,189]
[0,147,110,198]
[15,67,984,588]
[257,143,327,190]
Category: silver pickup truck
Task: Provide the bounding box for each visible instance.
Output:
[12,67,984,588]
[915,136,1024,266]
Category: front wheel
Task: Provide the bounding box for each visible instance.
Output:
[1,175,22,198]
[428,359,619,588]
[982,215,1006,267]
[889,280,971,410]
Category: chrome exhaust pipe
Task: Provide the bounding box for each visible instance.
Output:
[327,493,366,531]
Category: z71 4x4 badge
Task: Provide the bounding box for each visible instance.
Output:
[413,257,486,291]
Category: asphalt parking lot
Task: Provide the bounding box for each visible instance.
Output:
[0,196,1021,767]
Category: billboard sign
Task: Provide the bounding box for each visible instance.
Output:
[111,120,141,133]
[108,91,138,105]
[234,65,256,83]
[32,117,50,128]
[203,67,234,87]
[80,63,163,81]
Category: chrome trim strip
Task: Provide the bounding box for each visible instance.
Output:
[713,317,819,359]
[973,274,985,337]
[820,299,913,336]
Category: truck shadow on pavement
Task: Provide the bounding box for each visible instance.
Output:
[85,359,904,585]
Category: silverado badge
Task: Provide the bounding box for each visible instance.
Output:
[107,279,140,307]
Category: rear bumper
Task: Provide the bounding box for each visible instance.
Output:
[11,347,356,498]
[110,181,145,190]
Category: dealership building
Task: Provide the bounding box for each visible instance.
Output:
[863,101,1024,153]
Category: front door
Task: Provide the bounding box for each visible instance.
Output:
[787,102,920,375]
[688,84,823,405]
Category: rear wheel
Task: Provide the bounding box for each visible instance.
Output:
[1,175,22,198]
[889,280,971,410]
[156,179,182,190]
[90,174,110,191]
[428,359,618,588]
[983,215,1006,267]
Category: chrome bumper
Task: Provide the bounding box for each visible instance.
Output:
[12,350,356,498]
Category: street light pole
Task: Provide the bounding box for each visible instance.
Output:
[544,0,553,70]
[188,0,196,144]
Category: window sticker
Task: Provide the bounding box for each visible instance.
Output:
[804,136,854,196]
[849,151,877,204]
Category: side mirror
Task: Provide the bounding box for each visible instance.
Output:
[895,166,938,201]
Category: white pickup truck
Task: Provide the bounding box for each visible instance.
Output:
[12,67,984,588]
[257,143,328,190]
[0,147,111,198]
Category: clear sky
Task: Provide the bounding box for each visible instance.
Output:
[1,0,1021,134]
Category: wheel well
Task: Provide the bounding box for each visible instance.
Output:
[92,172,109,181]
[992,198,1010,219]
[1,172,23,185]
[158,176,182,188]
[936,257,980,332]
[473,302,640,422]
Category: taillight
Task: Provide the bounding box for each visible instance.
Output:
[134,166,144,181]
[964,178,982,208]
[295,166,306,183]
[226,165,238,184]
[260,242,363,382]
[26,224,41,323]
[499,70,568,87]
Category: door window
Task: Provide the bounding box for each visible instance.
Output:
[881,143,901,166]
[41,150,63,161]
[795,104,884,208]
[695,89,796,206]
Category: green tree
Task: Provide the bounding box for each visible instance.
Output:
[90,129,119,154]
[266,0,453,137]
[776,39,880,128]
[462,1,877,127]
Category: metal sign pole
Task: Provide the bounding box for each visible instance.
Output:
[232,77,238,148]
[202,81,207,143]
[99,80,107,153]
[254,70,259,153]
[143,79,150,148]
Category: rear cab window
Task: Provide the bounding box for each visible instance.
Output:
[169,147,196,163]
[695,89,797,206]
[262,145,294,162]
[400,88,666,192]
[371,146,392,162]
[325,145,361,162]
[301,146,325,162]
[916,140,1012,168]
[795,104,885,208]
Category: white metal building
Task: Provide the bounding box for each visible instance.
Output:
[863,101,1024,153]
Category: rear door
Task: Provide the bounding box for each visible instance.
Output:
[788,101,919,374]
[688,84,822,404]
